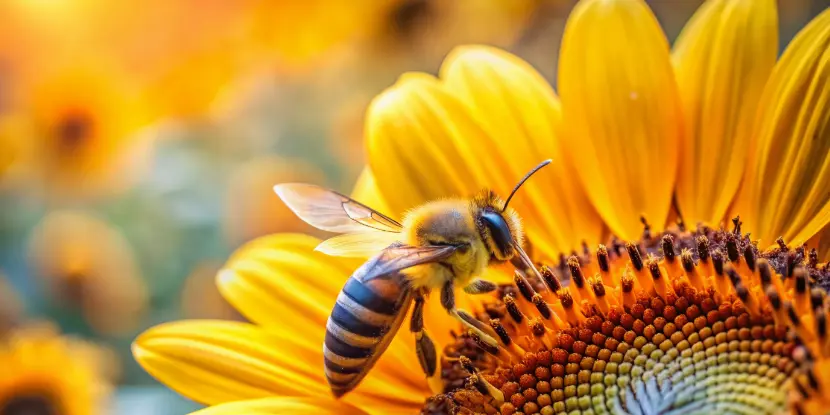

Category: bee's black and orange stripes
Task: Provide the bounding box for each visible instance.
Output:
[323,266,412,397]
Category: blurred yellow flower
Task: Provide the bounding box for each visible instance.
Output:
[0,0,245,119]
[224,156,327,246]
[0,116,16,177]
[0,323,112,415]
[0,115,30,189]
[6,63,154,200]
[104,2,244,118]
[0,1,405,120]
[0,0,103,74]
[27,211,148,336]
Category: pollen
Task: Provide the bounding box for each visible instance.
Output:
[423,222,830,415]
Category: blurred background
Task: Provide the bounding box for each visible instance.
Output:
[0,0,825,414]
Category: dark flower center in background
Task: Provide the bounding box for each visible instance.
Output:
[59,271,88,307]
[55,112,94,153]
[389,0,433,42]
[0,394,58,415]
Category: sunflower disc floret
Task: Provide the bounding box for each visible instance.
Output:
[425,224,830,415]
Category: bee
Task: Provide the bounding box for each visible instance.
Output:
[275,160,551,397]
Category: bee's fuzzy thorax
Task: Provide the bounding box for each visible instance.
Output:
[399,199,491,289]
[401,199,478,247]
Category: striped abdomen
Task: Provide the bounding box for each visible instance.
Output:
[323,268,412,398]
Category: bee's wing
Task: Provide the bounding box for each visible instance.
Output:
[358,244,459,282]
[315,232,402,258]
[274,183,403,234]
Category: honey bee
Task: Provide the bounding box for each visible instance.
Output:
[275,160,551,397]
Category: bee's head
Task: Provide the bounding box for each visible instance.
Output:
[473,159,550,262]
[474,191,524,261]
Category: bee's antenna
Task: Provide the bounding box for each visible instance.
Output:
[502,159,552,212]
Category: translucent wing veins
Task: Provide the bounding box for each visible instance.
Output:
[274,183,402,234]
[341,196,402,233]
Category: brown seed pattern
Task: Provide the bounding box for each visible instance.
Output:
[424,226,830,415]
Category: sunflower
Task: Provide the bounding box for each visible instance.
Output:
[133,0,830,414]
[357,0,829,259]
[0,117,17,177]
[27,211,148,336]
[0,323,112,415]
[6,62,153,200]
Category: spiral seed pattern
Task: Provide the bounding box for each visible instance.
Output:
[422,225,830,415]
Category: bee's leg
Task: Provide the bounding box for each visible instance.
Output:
[440,281,499,348]
[463,279,498,295]
[411,291,442,393]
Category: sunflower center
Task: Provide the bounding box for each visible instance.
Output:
[58,271,87,307]
[422,223,830,415]
[55,112,94,153]
[389,0,433,41]
[0,394,58,415]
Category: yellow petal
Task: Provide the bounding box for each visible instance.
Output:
[135,320,424,415]
[217,233,429,411]
[189,397,370,415]
[226,232,323,263]
[365,73,511,217]
[218,233,359,329]
[672,0,777,226]
[739,8,830,247]
[132,320,329,405]
[440,45,603,258]
[558,0,682,240]
[812,225,830,262]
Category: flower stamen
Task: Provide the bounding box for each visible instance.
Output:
[427,224,830,414]
[513,272,537,303]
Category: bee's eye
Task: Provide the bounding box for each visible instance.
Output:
[480,210,513,256]
[457,243,470,254]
